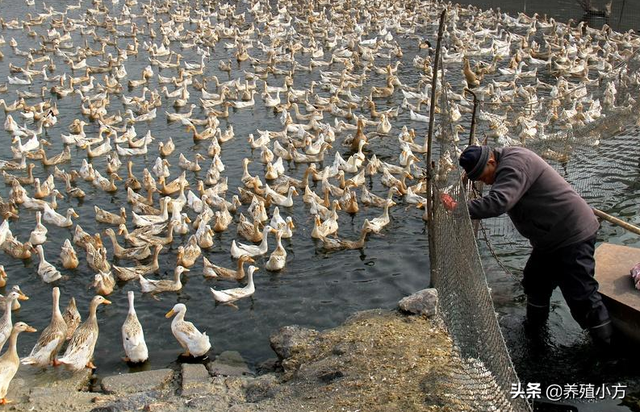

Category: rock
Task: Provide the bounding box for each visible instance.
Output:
[181,363,211,396]
[208,351,253,377]
[101,369,174,395]
[398,288,438,317]
[244,374,280,403]
[255,358,280,375]
[269,325,319,360]
[8,367,93,403]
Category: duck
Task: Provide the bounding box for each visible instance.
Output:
[363,201,393,234]
[92,171,122,193]
[132,197,170,227]
[95,206,127,225]
[125,161,141,190]
[106,152,122,174]
[311,212,340,239]
[92,270,116,295]
[28,211,48,245]
[176,236,201,268]
[139,265,189,294]
[210,265,259,307]
[0,266,6,288]
[230,225,276,258]
[63,297,81,341]
[1,236,34,260]
[60,239,79,269]
[58,296,111,370]
[203,254,255,280]
[113,244,162,281]
[21,287,68,367]
[264,185,298,208]
[0,322,37,405]
[320,225,373,250]
[166,303,211,357]
[122,291,148,363]
[103,228,151,261]
[194,223,214,248]
[361,186,398,208]
[265,230,287,271]
[0,291,24,351]
[213,206,233,233]
[159,137,175,157]
[85,243,111,273]
[35,245,62,283]
[152,157,171,178]
[0,286,28,312]
[179,153,205,172]
[42,204,78,227]
[236,213,263,243]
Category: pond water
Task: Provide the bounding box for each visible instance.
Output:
[0,1,639,411]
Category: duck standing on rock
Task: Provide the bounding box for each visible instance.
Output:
[58,296,111,370]
[122,291,148,363]
[165,303,211,358]
[0,322,37,405]
[22,287,68,367]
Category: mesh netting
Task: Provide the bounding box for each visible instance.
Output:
[428,3,640,410]
[429,39,531,412]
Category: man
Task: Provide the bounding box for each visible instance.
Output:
[443,145,613,346]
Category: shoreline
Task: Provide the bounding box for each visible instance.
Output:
[6,289,488,411]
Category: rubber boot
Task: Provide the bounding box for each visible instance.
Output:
[589,321,613,348]
[525,302,549,328]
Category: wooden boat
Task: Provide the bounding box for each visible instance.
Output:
[594,243,640,342]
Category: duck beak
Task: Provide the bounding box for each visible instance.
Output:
[26,326,37,333]
[17,292,29,301]
[102,299,112,305]
[165,309,175,318]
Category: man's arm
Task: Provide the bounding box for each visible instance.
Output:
[467,167,530,219]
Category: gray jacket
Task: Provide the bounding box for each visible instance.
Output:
[467,147,599,252]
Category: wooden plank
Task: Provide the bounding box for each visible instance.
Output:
[594,243,640,312]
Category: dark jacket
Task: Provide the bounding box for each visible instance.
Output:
[467,147,599,252]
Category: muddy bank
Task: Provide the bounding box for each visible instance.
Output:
[7,290,478,411]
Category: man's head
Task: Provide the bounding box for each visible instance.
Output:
[459,145,497,185]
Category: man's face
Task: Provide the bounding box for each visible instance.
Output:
[476,157,497,185]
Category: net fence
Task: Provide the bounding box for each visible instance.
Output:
[426,2,640,411]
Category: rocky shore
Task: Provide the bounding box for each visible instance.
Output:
[6,289,475,412]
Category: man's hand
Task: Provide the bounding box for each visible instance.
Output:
[440,193,458,211]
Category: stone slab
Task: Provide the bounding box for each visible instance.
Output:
[101,368,174,395]
[208,351,253,377]
[8,367,93,402]
[181,363,211,396]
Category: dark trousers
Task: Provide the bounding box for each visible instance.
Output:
[522,236,611,330]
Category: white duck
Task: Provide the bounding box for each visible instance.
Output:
[42,204,78,227]
[210,265,259,306]
[28,211,48,246]
[265,231,287,272]
[122,291,148,363]
[230,225,276,258]
[35,245,62,283]
[165,303,211,357]
[132,197,170,227]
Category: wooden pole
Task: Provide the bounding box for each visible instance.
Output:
[425,8,447,224]
[593,208,640,236]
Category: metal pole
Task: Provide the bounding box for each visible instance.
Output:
[425,8,447,224]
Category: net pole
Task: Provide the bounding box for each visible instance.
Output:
[425,8,447,225]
